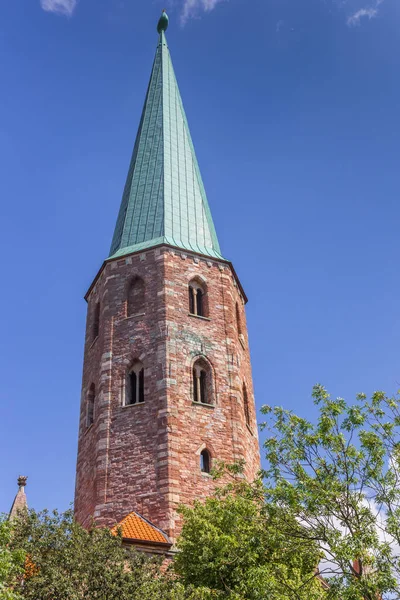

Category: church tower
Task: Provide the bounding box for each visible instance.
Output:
[74,11,260,543]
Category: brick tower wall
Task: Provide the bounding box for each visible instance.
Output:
[74,246,260,541]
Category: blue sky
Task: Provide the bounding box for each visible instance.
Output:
[1,0,399,513]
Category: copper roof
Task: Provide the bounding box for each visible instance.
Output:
[109,15,223,262]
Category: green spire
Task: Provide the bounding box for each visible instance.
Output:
[109,13,223,261]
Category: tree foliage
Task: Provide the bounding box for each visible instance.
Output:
[261,385,400,600]
[8,384,400,599]
[9,508,176,600]
[4,485,327,600]
[174,472,326,600]
[0,515,23,600]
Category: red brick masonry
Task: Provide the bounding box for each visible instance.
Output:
[74,246,260,542]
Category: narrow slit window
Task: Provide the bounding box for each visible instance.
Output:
[189,287,195,315]
[200,370,207,404]
[196,289,204,317]
[193,367,199,403]
[129,371,137,405]
[200,450,211,474]
[139,368,144,403]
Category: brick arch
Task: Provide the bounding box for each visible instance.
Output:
[195,441,216,457]
[128,353,148,369]
[120,350,148,371]
[187,272,208,285]
[188,352,216,380]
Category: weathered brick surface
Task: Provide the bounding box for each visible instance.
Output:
[74,247,260,541]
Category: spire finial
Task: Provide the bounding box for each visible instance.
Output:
[18,476,27,490]
[157,10,169,33]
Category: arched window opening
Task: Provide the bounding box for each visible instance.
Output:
[127,277,145,317]
[196,288,204,316]
[126,361,145,405]
[92,302,100,341]
[87,384,95,428]
[243,383,250,427]
[193,358,213,405]
[189,286,195,315]
[188,279,207,317]
[200,449,211,474]
[236,302,242,336]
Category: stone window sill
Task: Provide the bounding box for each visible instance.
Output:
[239,335,246,350]
[123,313,145,322]
[192,402,215,409]
[201,472,212,478]
[188,313,211,322]
[89,336,99,350]
[122,402,145,409]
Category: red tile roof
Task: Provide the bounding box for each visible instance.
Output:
[111,512,170,545]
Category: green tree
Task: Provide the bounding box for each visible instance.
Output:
[10,508,176,600]
[0,515,23,600]
[174,474,326,600]
[261,385,400,599]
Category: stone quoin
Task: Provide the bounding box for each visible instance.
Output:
[74,10,261,546]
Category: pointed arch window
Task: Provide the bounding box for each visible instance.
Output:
[243,383,250,427]
[188,279,207,318]
[92,302,100,341]
[86,384,95,428]
[193,358,213,405]
[200,449,211,474]
[127,277,145,317]
[126,361,145,406]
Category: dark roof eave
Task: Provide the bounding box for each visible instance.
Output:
[122,536,172,548]
[84,244,248,304]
